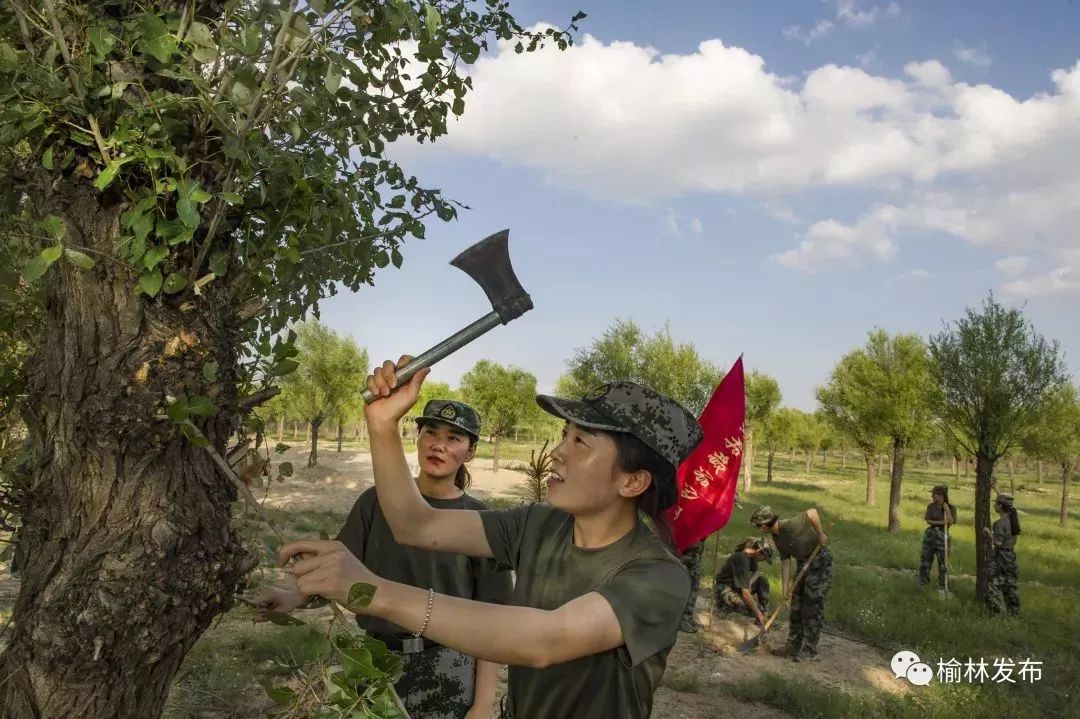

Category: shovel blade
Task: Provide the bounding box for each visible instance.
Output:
[737,633,763,654]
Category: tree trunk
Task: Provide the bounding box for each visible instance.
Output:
[336,420,343,453]
[864,451,877,506]
[877,454,884,477]
[743,425,753,492]
[820,448,826,467]
[887,436,905,532]
[841,451,846,470]
[804,451,812,474]
[492,435,501,471]
[353,423,360,442]
[308,418,322,467]
[1037,460,1043,485]
[974,452,995,604]
[276,416,285,444]
[1061,464,1071,527]
[1008,459,1015,493]
[952,455,959,481]
[0,189,248,718]
[766,450,775,483]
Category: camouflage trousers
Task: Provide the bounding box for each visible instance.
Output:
[715,577,770,617]
[789,547,833,653]
[679,540,705,628]
[918,526,948,588]
[394,644,476,719]
[987,550,1020,617]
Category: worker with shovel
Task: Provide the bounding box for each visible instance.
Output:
[714,537,773,626]
[918,485,956,595]
[750,505,832,662]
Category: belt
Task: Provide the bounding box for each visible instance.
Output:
[366,632,438,653]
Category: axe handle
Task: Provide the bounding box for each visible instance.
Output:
[361,311,503,404]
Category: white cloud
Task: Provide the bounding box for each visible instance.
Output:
[783,20,834,46]
[904,269,931,279]
[857,46,880,68]
[662,210,702,237]
[786,1,899,43]
[994,256,1030,276]
[406,30,1080,282]
[1003,267,1079,297]
[837,0,882,28]
[954,43,992,68]
[689,217,704,234]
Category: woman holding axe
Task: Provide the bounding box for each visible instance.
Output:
[750,505,833,662]
[278,359,703,719]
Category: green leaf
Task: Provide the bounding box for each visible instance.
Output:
[424,4,442,35]
[274,443,289,454]
[229,69,257,107]
[41,246,63,264]
[187,184,213,203]
[258,677,297,706]
[162,272,188,294]
[373,250,390,268]
[186,21,214,47]
[452,97,465,116]
[572,11,588,22]
[139,269,163,296]
[278,461,294,477]
[177,198,200,227]
[202,361,219,382]
[0,42,18,72]
[187,394,213,417]
[0,543,13,562]
[42,146,54,170]
[22,256,49,283]
[39,215,66,241]
[459,40,480,64]
[94,157,129,190]
[391,248,403,268]
[143,245,169,270]
[136,14,178,63]
[209,251,229,277]
[64,249,96,269]
[346,582,377,611]
[309,0,328,14]
[270,358,299,377]
[325,65,342,94]
[88,27,117,60]
[166,395,190,423]
[264,610,306,626]
[180,421,209,447]
[219,191,243,205]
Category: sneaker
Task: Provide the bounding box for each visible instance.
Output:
[793,648,818,663]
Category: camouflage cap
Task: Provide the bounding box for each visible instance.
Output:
[535,381,703,469]
[749,505,777,526]
[931,484,948,495]
[995,493,1015,508]
[414,399,481,441]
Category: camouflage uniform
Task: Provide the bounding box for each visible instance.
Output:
[678,540,705,631]
[987,513,1020,616]
[789,547,833,656]
[918,525,948,589]
[394,645,477,719]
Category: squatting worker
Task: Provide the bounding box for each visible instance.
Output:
[279,355,705,719]
[258,399,512,719]
[750,504,832,662]
[714,537,773,625]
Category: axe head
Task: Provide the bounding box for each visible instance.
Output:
[451,229,533,324]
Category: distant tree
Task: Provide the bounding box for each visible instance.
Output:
[760,407,798,483]
[1022,383,1080,526]
[929,293,1068,603]
[459,360,536,470]
[561,319,722,415]
[744,371,781,492]
[793,411,825,474]
[279,323,367,467]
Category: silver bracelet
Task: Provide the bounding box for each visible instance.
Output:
[416,588,434,638]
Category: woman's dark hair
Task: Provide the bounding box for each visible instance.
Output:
[453,436,477,491]
[608,431,678,546]
[997,499,1021,536]
[939,488,957,524]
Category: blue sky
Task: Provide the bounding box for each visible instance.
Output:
[318,0,1080,410]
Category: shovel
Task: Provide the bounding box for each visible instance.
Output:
[738,539,825,655]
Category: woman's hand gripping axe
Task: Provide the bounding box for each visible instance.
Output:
[360,229,533,403]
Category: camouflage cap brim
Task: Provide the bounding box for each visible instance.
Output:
[415,416,479,441]
[535,395,628,434]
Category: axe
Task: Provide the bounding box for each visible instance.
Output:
[361,229,532,404]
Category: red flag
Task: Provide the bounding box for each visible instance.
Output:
[666,355,745,554]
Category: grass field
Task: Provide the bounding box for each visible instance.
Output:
[148,440,1079,718]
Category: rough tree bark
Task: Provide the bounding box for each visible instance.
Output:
[307,417,323,467]
[492,435,501,471]
[766,450,775,483]
[0,188,250,718]
[887,436,905,532]
[336,420,343,453]
[743,425,754,492]
[276,416,285,444]
[804,450,812,474]
[864,451,877,506]
[1037,460,1043,485]
[974,452,995,603]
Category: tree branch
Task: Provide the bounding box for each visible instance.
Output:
[239,386,280,413]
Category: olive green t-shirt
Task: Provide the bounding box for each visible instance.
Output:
[479,503,690,719]
[716,551,757,590]
[775,511,818,561]
[337,487,513,640]
[992,516,1017,552]
[924,503,956,525]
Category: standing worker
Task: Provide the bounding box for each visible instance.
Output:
[259,398,513,719]
[918,485,956,594]
[750,505,832,662]
[985,494,1021,616]
[678,540,706,633]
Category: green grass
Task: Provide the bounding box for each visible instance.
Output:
[711,453,1080,718]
